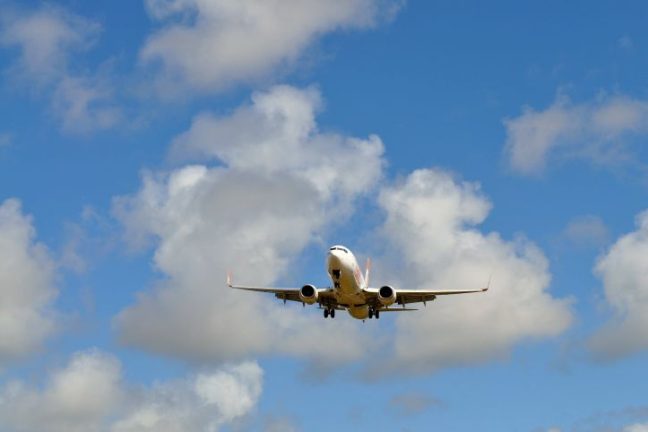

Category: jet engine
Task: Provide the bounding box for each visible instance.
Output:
[299,284,319,304]
[378,285,397,306]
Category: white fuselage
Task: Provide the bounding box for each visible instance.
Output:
[327,245,369,319]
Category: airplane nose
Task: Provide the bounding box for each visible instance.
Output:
[327,251,342,268]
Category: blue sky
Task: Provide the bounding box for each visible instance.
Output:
[1,1,648,431]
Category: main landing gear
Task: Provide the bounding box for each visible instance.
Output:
[368,308,380,319]
[323,308,336,319]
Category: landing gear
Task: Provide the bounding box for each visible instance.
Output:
[375,309,380,319]
[323,307,335,319]
[330,308,335,318]
[332,269,341,279]
[323,309,329,318]
[368,309,373,319]
[368,308,380,319]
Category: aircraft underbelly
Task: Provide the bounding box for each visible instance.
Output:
[334,268,362,300]
[327,251,367,318]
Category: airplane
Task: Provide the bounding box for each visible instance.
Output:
[228,245,489,320]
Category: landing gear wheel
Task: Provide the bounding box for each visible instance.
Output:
[330,309,335,318]
[375,309,380,319]
[368,309,374,319]
[323,309,329,318]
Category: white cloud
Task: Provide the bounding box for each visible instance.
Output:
[113,85,383,364]
[140,0,399,94]
[169,85,383,200]
[504,93,648,175]
[0,4,100,85]
[590,210,648,359]
[0,350,262,432]
[0,350,122,432]
[113,361,262,432]
[374,169,572,374]
[0,199,58,366]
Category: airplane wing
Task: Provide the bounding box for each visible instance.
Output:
[364,285,489,307]
[227,275,336,305]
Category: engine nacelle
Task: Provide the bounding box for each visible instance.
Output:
[299,284,319,304]
[378,285,397,306]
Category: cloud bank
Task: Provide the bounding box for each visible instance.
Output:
[113,85,383,365]
[111,85,573,375]
[0,350,262,432]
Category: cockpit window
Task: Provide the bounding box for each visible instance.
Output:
[329,246,349,253]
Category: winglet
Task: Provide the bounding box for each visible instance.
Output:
[482,273,492,292]
[226,271,233,288]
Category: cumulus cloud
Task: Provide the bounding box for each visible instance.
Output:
[0,5,120,134]
[590,210,648,359]
[113,361,262,432]
[113,86,574,375]
[0,350,122,432]
[0,199,58,366]
[169,85,383,200]
[374,169,572,374]
[113,85,383,365]
[504,93,648,175]
[140,0,400,94]
[0,350,262,432]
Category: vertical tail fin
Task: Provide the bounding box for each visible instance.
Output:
[364,258,371,288]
